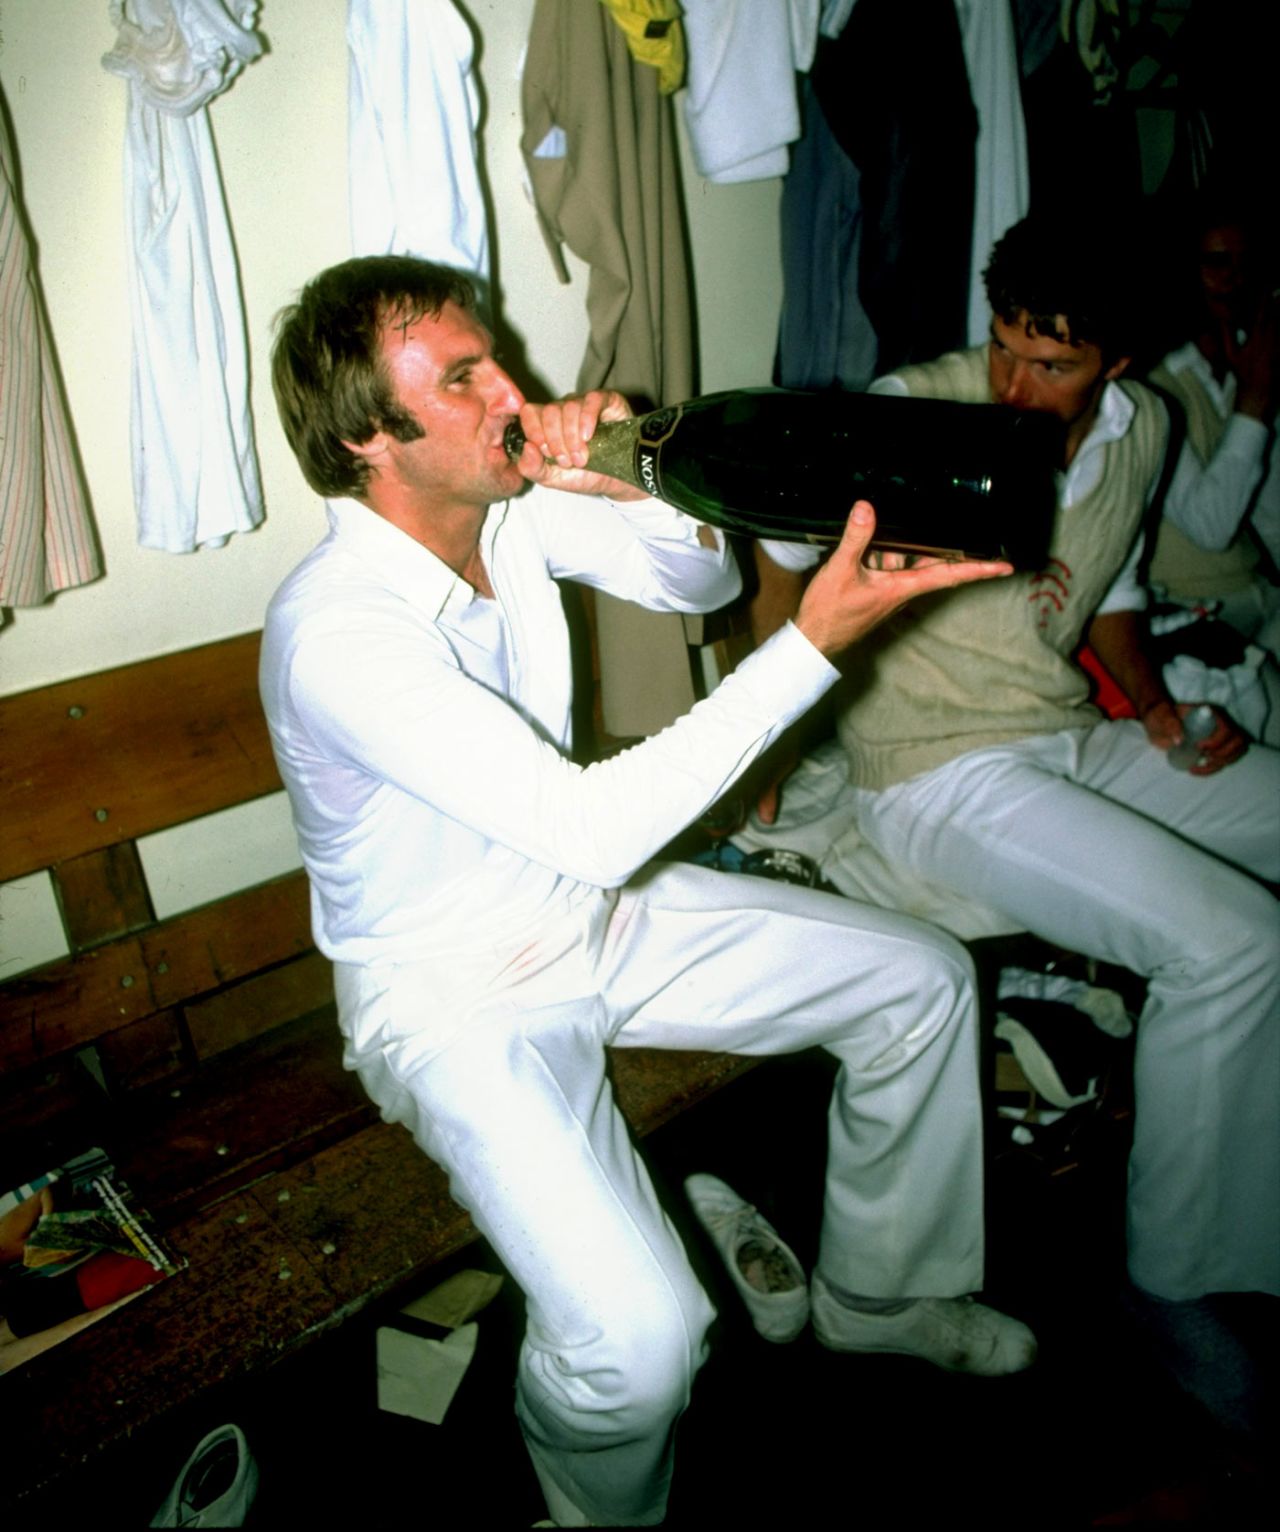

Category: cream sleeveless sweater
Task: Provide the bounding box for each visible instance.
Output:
[1147,354,1261,599]
[837,346,1167,790]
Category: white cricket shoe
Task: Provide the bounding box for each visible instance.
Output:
[811,1272,1037,1375]
[684,1172,809,1344]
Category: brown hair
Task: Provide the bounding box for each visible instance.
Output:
[272,256,476,498]
[983,213,1142,361]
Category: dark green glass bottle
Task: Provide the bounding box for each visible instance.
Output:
[505,387,1061,569]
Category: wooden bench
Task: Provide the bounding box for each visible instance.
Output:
[0,631,757,1507]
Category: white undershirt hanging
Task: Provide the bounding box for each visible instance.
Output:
[102,0,265,553]
[952,0,1030,346]
[346,0,490,292]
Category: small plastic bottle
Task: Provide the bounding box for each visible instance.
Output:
[1166,704,1217,770]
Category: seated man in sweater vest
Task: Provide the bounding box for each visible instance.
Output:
[1145,192,1279,663]
[750,213,1280,1446]
[1138,193,1280,747]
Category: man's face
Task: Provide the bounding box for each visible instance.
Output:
[373,300,526,508]
[1197,222,1252,332]
[988,311,1128,461]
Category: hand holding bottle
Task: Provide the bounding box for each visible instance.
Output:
[1146,700,1249,775]
[793,501,1013,662]
[512,391,651,502]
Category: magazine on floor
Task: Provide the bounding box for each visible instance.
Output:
[0,1145,185,1374]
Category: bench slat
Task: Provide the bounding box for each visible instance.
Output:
[0,872,313,1072]
[117,1009,375,1219]
[0,631,279,883]
[96,1009,191,1095]
[53,843,155,951]
[184,949,334,1064]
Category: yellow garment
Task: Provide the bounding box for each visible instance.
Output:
[1062,0,1123,103]
[599,0,686,94]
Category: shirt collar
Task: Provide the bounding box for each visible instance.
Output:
[1058,379,1137,503]
[1166,339,1207,378]
[325,497,510,618]
[1076,377,1136,457]
[1165,340,1234,407]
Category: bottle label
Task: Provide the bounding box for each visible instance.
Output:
[636,405,683,498]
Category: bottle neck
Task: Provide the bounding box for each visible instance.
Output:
[584,416,643,489]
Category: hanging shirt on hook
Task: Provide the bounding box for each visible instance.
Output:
[102,0,265,554]
[346,0,491,297]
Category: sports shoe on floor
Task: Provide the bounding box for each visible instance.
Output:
[149,1423,259,1527]
[811,1273,1037,1375]
[684,1173,809,1343]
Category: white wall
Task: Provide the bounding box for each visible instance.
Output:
[0,0,784,976]
[0,0,783,695]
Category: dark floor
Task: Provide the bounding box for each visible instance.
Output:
[50,1044,1275,1529]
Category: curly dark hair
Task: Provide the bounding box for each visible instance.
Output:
[982,214,1143,361]
[272,256,477,499]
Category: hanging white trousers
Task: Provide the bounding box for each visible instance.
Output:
[849,720,1280,1303]
[336,862,985,1525]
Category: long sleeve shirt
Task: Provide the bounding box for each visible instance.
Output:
[1155,341,1279,568]
[260,488,836,975]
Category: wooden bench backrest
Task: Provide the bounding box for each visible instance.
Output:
[0,632,328,1093]
[1,632,280,883]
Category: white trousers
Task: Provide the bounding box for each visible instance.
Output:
[850,721,1280,1303]
[336,863,985,1525]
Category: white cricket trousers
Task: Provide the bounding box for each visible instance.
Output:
[336,863,986,1525]
[850,720,1280,1303]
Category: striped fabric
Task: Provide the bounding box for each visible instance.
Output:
[0,89,102,607]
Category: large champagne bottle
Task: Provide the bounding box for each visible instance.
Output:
[505,388,1062,569]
